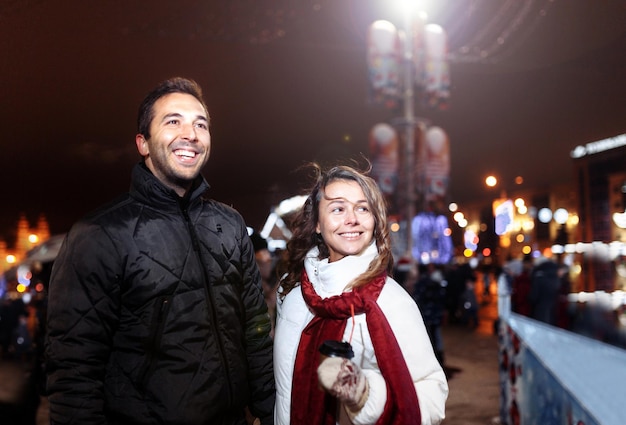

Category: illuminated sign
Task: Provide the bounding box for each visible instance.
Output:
[570,133,626,158]
[493,199,514,235]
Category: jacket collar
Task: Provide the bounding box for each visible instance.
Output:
[303,242,378,297]
[129,162,210,210]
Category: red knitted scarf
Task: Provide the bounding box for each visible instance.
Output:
[290,270,421,425]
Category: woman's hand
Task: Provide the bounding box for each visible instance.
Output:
[317,357,370,414]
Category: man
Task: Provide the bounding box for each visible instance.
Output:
[529,257,560,325]
[45,77,275,424]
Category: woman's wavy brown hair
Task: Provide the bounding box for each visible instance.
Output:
[278,163,394,300]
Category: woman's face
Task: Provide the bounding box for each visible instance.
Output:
[316,180,375,262]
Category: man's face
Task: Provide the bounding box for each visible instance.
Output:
[135,92,211,196]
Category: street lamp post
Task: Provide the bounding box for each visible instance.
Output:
[401,9,417,260]
[367,5,450,264]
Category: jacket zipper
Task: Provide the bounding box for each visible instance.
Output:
[181,204,234,406]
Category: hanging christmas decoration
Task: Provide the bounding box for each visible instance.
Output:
[421,24,451,110]
[411,212,453,264]
[366,20,402,109]
[369,123,399,205]
[423,126,450,203]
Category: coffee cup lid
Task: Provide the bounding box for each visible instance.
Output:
[319,340,354,359]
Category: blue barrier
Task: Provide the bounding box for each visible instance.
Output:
[498,311,626,425]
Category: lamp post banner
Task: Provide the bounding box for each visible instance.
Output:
[369,123,399,212]
[366,20,402,108]
[422,23,450,110]
[416,126,450,205]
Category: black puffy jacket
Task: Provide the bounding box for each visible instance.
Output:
[46,163,275,425]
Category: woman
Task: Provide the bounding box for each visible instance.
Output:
[274,164,448,425]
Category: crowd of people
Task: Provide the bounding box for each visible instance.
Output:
[0,296,47,424]
[491,254,573,329]
[497,255,626,348]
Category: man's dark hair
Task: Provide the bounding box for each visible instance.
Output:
[137,77,209,139]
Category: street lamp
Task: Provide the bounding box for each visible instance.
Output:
[367,7,450,262]
[485,175,498,188]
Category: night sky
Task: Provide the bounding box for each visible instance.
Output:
[1,0,625,245]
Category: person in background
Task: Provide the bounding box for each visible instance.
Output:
[45,77,274,425]
[460,274,479,329]
[443,262,474,324]
[493,259,517,333]
[250,229,278,338]
[555,262,572,329]
[511,255,533,317]
[413,263,446,367]
[481,262,493,298]
[529,256,560,325]
[0,298,26,358]
[496,264,512,310]
[273,164,448,425]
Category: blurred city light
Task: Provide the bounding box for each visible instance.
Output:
[613,210,626,228]
[537,207,552,223]
[553,208,569,224]
[391,0,432,17]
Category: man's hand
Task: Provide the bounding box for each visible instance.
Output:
[317,357,369,414]
[244,406,260,425]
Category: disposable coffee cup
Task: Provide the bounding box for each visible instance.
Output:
[319,340,354,361]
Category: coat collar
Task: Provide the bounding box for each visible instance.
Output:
[129,162,210,211]
[303,242,378,297]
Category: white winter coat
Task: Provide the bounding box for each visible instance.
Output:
[274,243,448,425]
